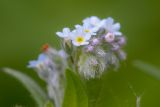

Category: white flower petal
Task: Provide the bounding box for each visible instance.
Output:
[84,34,91,40]
[81,41,89,45]
[113,23,121,31]
[56,32,65,37]
[114,31,122,36]
[75,24,81,29]
[83,16,101,27]
[63,28,70,33]
[90,16,101,25]
[105,17,114,25]
[72,41,80,46]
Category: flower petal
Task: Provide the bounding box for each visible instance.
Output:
[56,32,64,37]
[114,31,122,36]
[72,41,81,46]
[84,34,91,40]
[63,28,70,33]
[28,61,38,68]
[113,23,121,31]
[38,54,47,61]
[105,17,114,25]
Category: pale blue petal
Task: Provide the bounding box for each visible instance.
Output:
[38,54,47,61]
[105,17,114,26]
[114,31,122,36]
[28,61,38,68]
[56,32,64,37]
[63,28,70,33]
[84,34,91,40]
[113,23,121,31]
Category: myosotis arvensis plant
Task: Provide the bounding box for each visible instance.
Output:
[28,16,126,107]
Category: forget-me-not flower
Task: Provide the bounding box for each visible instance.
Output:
[102,17,122,36]
[71,29,91,46]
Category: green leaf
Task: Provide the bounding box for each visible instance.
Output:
[2,68,47,107]
[44,101,54,107]
[133,60,160,80]
[62,69,88,107]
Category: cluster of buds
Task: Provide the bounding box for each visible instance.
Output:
[57,16,126,79]
[28,16,126,107]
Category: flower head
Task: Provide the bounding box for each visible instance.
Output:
[54,16,126,79]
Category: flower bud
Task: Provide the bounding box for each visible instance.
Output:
[91,38,100,46]
[105,33,115,43]
[118,36,126,46]
[118,50,126,60]
[111,43,120,51]
[86,45,94,52]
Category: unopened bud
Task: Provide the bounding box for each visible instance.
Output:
[92,38,100,46]
[86,45,94,52]
[105,33,115,43]
[118,37,126,46]
[111,43,120,51]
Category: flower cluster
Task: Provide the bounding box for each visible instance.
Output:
[28,16,126,107]
[56,16,126,79]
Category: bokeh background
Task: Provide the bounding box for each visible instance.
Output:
[0,0,160,106]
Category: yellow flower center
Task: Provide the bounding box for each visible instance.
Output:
[84,29,90,33]
[76,36,85,44]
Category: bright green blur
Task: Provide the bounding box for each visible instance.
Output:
[0,0,160,106]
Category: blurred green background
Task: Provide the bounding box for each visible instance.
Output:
[0,0,160,106]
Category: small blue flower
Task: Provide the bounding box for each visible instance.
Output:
[83,16,101,28]
[70,28,91,46]
[102,17,122,36]
[28,54,48,68]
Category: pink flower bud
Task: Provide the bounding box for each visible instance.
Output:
[105,33,115,43]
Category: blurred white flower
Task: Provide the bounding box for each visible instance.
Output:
[102,17,122,36]
[83,16,104,31]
